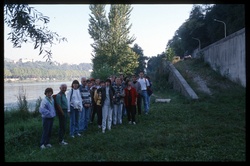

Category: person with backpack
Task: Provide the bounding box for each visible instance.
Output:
[137,71,150,115]
[145,75,153,107]
[67,80,82,138]
[53,83,69,145]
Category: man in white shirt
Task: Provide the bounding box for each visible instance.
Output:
[137,71,150,115]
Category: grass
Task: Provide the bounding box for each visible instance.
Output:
[4,59,246,162]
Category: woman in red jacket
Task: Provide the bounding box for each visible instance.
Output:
[124,79,137,125]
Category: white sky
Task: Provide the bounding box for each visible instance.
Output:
[4,4,194,64]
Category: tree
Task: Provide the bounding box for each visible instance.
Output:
[89,4,138,77]
[4,4,67,61]
[132,43,148,75]
[166,47,175,62]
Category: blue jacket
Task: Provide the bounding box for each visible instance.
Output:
[39,96,56,118]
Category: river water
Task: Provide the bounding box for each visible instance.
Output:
[4,81,72,111]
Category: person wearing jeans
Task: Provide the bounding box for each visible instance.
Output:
[112,77,125,125]
[39,87,56,149]
[79,79,92,133]
[67,80,83,138]
[137,71,150,115]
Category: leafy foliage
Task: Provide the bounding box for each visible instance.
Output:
[89,4,139,77]
[4,4,67,61]
[167,4,245,58]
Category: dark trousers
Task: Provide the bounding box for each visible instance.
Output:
[126,105,136,122]
[40,117,54,146]
[58,109,68,142]
[96,105,102,126]
[91,103,97,123]
[136,94,142,115]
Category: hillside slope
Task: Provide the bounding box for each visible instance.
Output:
[173,58,244,97]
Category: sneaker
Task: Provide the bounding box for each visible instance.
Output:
[45,144,52,148]
[60,140,68,145]
[128,121,132,124]
[133,122,136,125]
[40,144,46,149]
[77,133,81,136]
[145,112,148,115]
[102,130,105,133]
[71,135,75,138]
[98,125,102,129]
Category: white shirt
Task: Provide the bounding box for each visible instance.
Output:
[67,88,83,112]
[137,77,149,91]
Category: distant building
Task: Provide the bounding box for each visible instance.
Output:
[19,58,34,63]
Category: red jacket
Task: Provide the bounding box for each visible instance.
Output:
[124,87,137,106]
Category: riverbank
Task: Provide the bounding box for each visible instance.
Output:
[4,79,74,84]
[4,99,37,112]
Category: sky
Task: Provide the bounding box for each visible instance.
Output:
[4,4,194,64]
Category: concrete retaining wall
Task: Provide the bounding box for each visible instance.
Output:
[164,61,198,100]
[193,28,245,87]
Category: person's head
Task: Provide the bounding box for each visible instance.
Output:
[125,79,132,87]
[81,77,87,85]
[99,80,105,88]
[87,79,92,88]
[139,71,144,78]
[115,77,122,85]
[105,78,111,87]
[110,75,116,82]
[60,84,67,93]
[132,74,137,81]
[71,80,80,89]
[95,78,100,85]
[90,78,95,85]
[119,73,124,80]
[44,87,53,97]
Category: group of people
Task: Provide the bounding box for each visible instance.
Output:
[39,71,152,149]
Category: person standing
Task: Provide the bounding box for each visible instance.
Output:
[55,83,69,145]
[94,80,105,129]
[79,77,92,134]
[145,75,153,107]
[67,80,82,138]
[90,78,100,124]
[137,71,150,115]
[131,74,142,115]
[124,80,137,124]
[101,79,115,133]
[39,87,56,149]
[112,77,125,125]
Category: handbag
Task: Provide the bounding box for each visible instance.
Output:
[147,87,153,96]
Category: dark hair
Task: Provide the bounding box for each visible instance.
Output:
[125,79,130,86]
[71,80,80,88]
[44,87,53,95]
[99,80,105,84]
[105,78,111,84]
